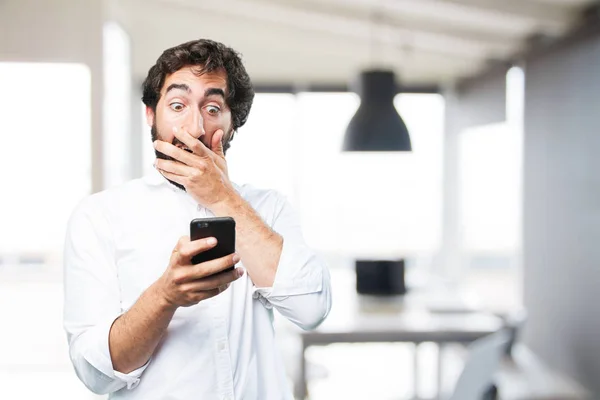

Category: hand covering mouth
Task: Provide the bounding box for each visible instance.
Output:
[175,144,193,153]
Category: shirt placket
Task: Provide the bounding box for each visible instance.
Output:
[196,200,233,399]
[212,303,235,400]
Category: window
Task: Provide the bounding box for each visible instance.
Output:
[0,62,91,262]
[457,67,525,311]
[229,92,444,257]
[459,122,522,253]
[228,93,297,201]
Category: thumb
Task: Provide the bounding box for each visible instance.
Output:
[211,129,225,157]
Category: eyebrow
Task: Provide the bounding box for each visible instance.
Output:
[165,83,191,94]
[205,88,226,99]
[165,84,225,100]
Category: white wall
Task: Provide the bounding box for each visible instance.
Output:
[523,30,600,395]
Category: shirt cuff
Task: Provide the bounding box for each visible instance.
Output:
[113,363,149,390]
[83,314,149,390]
[253,237,324,300]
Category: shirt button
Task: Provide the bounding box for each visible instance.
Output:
[197,204,202,211]
[218,341,227,352]
[222,396,232,400]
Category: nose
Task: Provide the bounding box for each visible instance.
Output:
[185,109,205,139]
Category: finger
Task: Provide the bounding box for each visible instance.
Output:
[189,253,241,279]
[173,126,212,158]
[211,129,225,158]
[191,287,221,303]
[159,169,187,186]
[184,267,244,292]
[192,283,229,297]
[170,235,191,265]
[178,236,218,259]
[155,158,198,177]
[153,140,198,166]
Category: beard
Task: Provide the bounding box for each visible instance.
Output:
[151,122,188,191]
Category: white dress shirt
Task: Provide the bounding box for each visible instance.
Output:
[63,168,332,400]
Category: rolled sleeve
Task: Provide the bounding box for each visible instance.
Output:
[253,194,332,330]
[63,199,149,394]
[254,236,323,298]
[68,315,149,393]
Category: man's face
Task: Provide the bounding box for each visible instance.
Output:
[147,66,233,164]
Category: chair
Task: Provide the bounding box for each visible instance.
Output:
[501,309,528,357]
[448,329,510,400]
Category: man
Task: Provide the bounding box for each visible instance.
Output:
[63,39,332,400]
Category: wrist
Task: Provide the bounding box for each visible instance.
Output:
[210,191,244,216]
[147,282,178,313]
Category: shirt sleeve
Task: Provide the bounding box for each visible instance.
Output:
[63,199,149,394]
[253,193,332,331]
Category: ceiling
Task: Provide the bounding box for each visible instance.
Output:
[112,0,596,89]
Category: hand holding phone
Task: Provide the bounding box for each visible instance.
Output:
[154,224,242,308]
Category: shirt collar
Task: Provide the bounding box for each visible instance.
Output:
[143,166,171,188]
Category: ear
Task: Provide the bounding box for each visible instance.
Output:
[145,106,155,127]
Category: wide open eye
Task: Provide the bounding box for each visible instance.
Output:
[206,105,221,116]
[170,102,185,112]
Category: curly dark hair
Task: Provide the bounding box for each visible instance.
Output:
[142,39,255,152]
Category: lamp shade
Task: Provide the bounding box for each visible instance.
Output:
[342,70,412,151]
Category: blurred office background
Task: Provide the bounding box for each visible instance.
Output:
[0,0,599,399]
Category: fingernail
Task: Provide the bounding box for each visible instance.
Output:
[172,126,178,133]
[153,140,158,148]
[206,237,217,246]
[237,268,245,277]
[232,254,241,264]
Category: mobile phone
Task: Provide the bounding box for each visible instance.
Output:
[190,217,236,270]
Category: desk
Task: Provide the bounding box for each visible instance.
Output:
[295,268,504,399]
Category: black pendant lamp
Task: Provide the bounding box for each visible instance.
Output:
[342,69,412,151]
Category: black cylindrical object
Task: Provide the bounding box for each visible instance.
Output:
[355,259,407,295]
